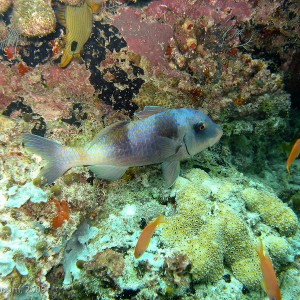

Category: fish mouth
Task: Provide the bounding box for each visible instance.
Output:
[216,126,223,141]
[209,126,223,146]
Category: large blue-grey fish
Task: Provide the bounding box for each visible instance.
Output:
[23,106,223,187]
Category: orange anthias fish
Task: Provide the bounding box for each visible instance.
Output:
[134,215,166,259]
[256,239,281,300]
[286,138,300,177]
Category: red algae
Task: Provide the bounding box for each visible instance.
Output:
[51,199,70,229]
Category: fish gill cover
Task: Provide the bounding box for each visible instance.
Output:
[0,0,299,299]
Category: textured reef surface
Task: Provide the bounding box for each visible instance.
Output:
[0,0,299,299]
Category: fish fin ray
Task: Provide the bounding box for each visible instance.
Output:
[22,133,73,184]
[89,165,127,180]
[162,160,180,188]
[88,121,129,148]
[135,106,168,119]
[54,6,67,27]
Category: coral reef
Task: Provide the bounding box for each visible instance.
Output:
[0,0,11,14]
[106,1,293,155]
[161,170,262,287]
[12,0,56,37]
[59,0,85,6]
[242,187,298,236]
[0,0,299,299]
[160,168,298,291]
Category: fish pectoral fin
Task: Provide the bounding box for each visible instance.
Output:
[156,135,183,159]
[162,160,180,188]
[88,165,128,181]
[135,106,168,119]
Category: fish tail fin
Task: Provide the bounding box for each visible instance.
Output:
[22,133,80,184]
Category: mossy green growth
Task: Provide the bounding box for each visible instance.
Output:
[290,190,300,213]
[242,188,298,236]
[161,170,261,288]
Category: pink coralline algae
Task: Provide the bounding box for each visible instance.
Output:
[144,0,252,24]
[110,0,252,74]
[0,61,95,121]
[111,6,173,74]
[110,0,293,132]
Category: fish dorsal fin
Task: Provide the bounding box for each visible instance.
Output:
[88,121,129,148]
[55,5,67,27]
[135,106,168,120]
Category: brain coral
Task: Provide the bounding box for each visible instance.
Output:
[161,169,298,288]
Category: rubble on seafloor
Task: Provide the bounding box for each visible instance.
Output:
[0,0,299,299]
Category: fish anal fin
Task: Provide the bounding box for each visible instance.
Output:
[135,106,168,119]
[162,160,180,188]
[89,165,128,181]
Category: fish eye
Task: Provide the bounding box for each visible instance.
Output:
[194,122,206,132]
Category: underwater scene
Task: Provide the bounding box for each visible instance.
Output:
[0,0,299,299]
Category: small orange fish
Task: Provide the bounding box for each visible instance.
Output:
[134,215,166,258]
[256,239,281,300]
[286,138,300,177]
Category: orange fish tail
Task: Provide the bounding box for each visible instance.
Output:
[286,138,300,177]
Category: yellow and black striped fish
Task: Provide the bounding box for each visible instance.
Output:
[56,1,101,68]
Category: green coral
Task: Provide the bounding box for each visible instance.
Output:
[242,188,298,236]
[161,171,261,288]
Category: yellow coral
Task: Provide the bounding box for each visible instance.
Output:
[265,236,291,264]
[161,169,297,288]
[162,173,262,288]
[242,188,298,236]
